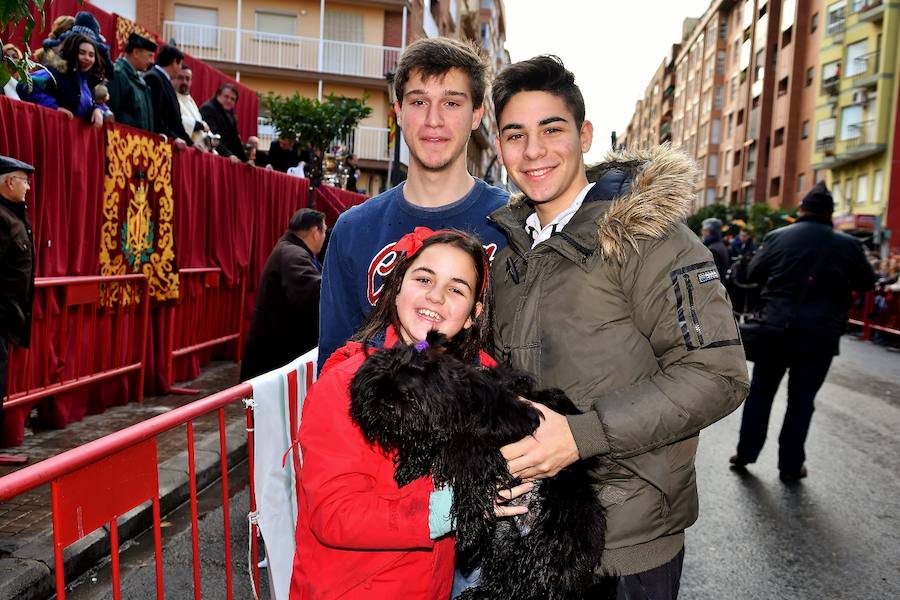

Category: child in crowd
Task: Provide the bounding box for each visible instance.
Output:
[289,228,530,600]
[93,84,114,122]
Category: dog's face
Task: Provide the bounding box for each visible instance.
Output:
[350,343,466,485]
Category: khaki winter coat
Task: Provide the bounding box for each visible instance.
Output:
[490,145,749,576]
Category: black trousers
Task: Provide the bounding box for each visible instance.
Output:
[0,334,7,443]
[736,352,833,474]
[589,546,684,600]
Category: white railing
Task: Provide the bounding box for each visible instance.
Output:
[350,126,391,162]
[256,118,390,162]
[163,21,401,79]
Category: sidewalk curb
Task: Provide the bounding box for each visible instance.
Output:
[0,419,248,600]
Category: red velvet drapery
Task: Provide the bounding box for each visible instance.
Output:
[0,95,338,445]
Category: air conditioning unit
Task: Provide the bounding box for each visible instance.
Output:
[852,90,869,104]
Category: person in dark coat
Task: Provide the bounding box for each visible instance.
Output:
[199,83,246,162]
[266,136,301,172]
[107,33,157,132]
[730,181,877,482]
[730,229,756,259]
[143,44,192,147]
[0,155,35,465]
[240,209,327,381]
[702,217,731,282]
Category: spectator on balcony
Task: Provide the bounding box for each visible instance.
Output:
[245,136,263,166]
[39,12,113,75]
[173,65,210,150]
[33,15,75,65]
[200,83,246,163]
[265,135,302,172]
[107,33,157,132]
[240,209,327,382]
[144,44,191,149]
[17,33,109,128]
[0,155,35,466]
[344,153,359,192]
[2,44,22,100]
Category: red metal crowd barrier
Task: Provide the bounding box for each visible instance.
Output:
[847,289,900,340]
[3,275,150,440]
[166,268,246,394]
[0,382,259,600]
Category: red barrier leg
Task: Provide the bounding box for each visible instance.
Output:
[246,405,260,593]
[187,422,202,600]
[219,409,234,600]
[110,519,121,600]
[152,495,165,600]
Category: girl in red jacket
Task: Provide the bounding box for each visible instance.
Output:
[290,228,530,600]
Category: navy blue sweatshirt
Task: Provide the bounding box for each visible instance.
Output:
[317,179,508,370]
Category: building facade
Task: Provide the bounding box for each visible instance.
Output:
[621,0,826,214]
[89,0,508,194]
[810,0,899,249]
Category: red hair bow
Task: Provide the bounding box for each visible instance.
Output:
[392,227,435,259]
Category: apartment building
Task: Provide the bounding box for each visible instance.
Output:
[810,0,899,246]
[89,0,507,193]
[621,0,825,214]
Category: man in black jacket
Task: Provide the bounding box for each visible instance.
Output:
[240,209,327,381]
[200,83,246,162]
[730,182,877,482]
[702,217,731,282]
[0,155,35,466]
[144,44,192,148]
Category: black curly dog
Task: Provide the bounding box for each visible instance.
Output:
[350,331,605,600]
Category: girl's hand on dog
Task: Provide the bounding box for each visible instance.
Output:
[494,481,534,517]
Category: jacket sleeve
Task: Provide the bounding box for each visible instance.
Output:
[200,105,233,157]
[105,70,128,119]
[746,232,776,285]
[847,238,878,293]
[17,70,59,109]
[299,367,435,550]
[566,224,750,460]
[282,246,321,308]
[317,215,364,371]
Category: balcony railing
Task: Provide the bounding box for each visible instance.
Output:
[826,17,845,36]
[822,75,841,96]
[845,120,878,149]
[850,51,880,87]
[859,0,885,21]
[256,118,391,162]
[163,21,401,80]
[816,137,835,152]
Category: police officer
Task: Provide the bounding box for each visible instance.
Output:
[0,155,35,466]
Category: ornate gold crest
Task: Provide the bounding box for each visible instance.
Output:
[100,128,179,305]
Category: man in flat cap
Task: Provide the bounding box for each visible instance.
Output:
[107,33,157,132]
[730,181,877,482]
[0,155,35,465]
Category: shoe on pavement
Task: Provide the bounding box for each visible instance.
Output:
[779,466,808,483]
[0,453,28,466]
[729,454,750,472]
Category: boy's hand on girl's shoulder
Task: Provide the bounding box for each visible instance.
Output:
[501,402,579,481]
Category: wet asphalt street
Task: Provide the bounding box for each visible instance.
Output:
[68,336,899,600]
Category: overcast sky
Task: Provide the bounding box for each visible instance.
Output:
[503,0,713,162]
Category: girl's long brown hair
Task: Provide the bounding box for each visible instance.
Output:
[352,230,492,364]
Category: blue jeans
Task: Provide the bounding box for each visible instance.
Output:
[450,565,481,598]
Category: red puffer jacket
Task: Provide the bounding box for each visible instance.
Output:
[290,329,494,599]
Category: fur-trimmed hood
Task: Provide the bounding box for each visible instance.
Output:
[502,144,699,263]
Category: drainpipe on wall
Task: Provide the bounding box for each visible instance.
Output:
[318,0,325,100]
